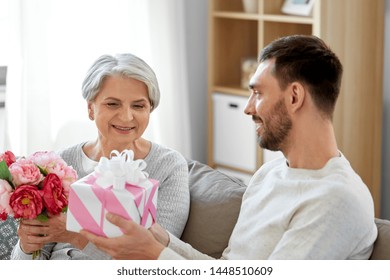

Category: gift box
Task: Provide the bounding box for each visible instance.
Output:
[66,150,158,237]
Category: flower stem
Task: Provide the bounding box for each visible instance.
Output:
[32,249,41,260]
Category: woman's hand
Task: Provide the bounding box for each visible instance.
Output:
[18,213,89,251]
[17,219,46,254]
[80,213,166,260]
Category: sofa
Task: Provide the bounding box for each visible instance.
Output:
[1,159,389,260]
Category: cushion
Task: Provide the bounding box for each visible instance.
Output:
[180,159,247,258]
[370,218,390,260]
[0,216,18,260]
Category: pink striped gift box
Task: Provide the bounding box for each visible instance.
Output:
[66,173,158,237]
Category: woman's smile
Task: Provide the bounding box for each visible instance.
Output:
[112,124,135,134]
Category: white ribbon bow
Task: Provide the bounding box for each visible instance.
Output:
[94,150,149,190]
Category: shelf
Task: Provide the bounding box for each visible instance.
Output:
[212,86,250,97]
[213,12,314,25]
[213,11,259,21]
[262,14,314,24]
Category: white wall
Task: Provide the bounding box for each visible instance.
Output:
[381,0,390,219]
[183,0,208,163]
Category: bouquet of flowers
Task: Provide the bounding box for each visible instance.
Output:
[0,150,77,221]
[0,150,77,258]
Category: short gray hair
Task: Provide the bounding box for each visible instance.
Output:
[82,53,160,111]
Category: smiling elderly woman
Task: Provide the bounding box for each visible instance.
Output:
[11,53,190,260]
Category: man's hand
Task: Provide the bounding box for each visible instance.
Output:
[149,223,170,246]
[80,213,166,260]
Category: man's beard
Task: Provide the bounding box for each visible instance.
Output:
[257,98,292,151]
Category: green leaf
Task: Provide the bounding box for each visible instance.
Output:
[0,160,14,188]
[37,165,48,176]
[36,213,49,222]
[62,206,68,213]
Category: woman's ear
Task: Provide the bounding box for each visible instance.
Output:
[288,82,306,113]
[88,102,94,121]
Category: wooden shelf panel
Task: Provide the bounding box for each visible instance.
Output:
[212,86,250,97]
[213,12,314,25]
[262,14,314,24]
[211,18,258,88]
[213,11,259,21]
[262,21,312,46]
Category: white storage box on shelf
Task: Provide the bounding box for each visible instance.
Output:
[212,93,256,172]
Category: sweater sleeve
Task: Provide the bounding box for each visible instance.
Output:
[158,233,216,260]
[11,240,79,260]
[146,145,190,238]
[11,240,39,260]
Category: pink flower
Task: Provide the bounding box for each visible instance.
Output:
[27,151,66,173]
[9,159,44,186]
[59,167,78,195]
[27,151,77,194]
[0,151,16,167]
[0,179,14,220]
[9,185,43,219]
[41,173,67,215]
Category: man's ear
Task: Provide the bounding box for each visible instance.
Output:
[288,82,306,113]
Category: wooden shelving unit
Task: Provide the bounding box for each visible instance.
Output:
[207,0,384,216]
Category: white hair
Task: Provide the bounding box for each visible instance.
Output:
[81,53,160,111]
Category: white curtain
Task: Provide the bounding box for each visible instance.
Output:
[3,0,192,158]
[2,0,25,155]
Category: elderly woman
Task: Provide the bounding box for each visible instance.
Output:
[11,53,190,259]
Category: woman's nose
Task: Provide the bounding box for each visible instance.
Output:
[120,107,134,121]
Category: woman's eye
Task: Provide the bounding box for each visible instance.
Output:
[106,102,119,107]
[133,104,145,109]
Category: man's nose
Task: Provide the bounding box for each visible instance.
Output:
[244,94,255,115]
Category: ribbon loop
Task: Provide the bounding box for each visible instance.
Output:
[94,149,149,190]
